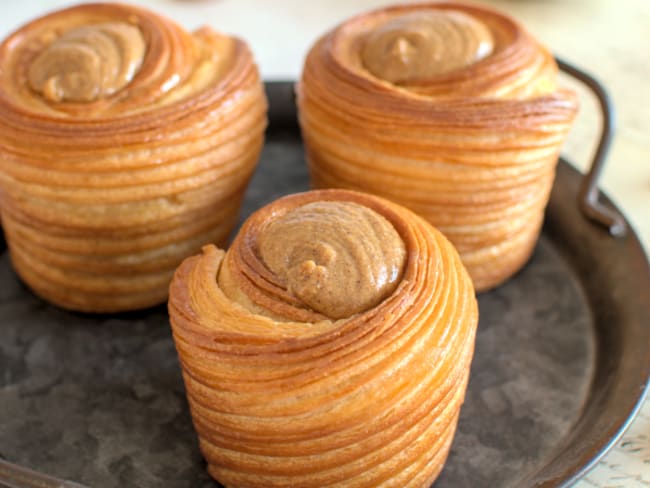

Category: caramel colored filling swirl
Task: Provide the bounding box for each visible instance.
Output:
[28,22,146,103]
[168,190,479,488]
[256,201,406,319]
[361,10,494,83]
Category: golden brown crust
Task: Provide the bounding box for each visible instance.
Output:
[297,2,578,292]
[0,3,267,312]
[168,189,478,487]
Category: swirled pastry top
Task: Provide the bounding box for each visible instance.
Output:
[318,2,568,101]
[27,21,146,103]
[216,191,416,324]
[361,10,494,83]
[0,2,254,119]
[256,201,406,319]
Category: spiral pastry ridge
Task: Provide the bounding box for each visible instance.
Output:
[168,189,479,487]
[297,2,578,291]
[0,3,267,311]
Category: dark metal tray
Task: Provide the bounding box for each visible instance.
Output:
[0,81,649,488]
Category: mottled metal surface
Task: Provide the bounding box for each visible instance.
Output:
[0,135,593,488]
[0,85,648,488]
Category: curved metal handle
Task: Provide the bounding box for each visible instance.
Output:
[556,57,626,237]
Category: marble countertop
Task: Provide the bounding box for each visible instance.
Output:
[0,1,648,487]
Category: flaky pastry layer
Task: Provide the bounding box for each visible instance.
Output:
[168,189,479,487]
[297,2,578,291]
[0,3,267,311]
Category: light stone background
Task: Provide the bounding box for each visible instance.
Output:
[0,0,648,486]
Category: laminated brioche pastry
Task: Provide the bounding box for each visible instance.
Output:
[0,2,267,312]
[297,2,578,292]
[168,189,478,487]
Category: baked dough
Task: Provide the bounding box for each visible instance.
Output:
[0,3,267,311]
[168,189,478,487]
[297,2,578,291]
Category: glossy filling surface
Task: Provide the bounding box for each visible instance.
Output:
[361,10,494,83]
[28,22,146,103]
[252,201,406,319]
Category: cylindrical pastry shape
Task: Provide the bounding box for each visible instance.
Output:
[0,3,267,312]
[168,189,479,487]
[297,2,579,292]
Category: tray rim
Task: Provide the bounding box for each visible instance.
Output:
[0,81,648,488]
[538,160,650,487]
[265,80,650,487]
